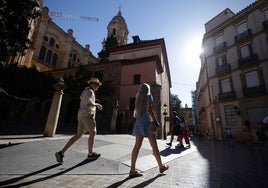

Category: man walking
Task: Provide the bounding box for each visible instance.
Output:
[55,78,103,164]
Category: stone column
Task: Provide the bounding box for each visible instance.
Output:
[110,100,119,131]
[44,77,66,137]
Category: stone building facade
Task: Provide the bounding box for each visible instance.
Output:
[13,7,98,72]
[196,0,268,141]
[11,3,171,137]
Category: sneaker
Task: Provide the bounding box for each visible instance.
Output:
[166,143,172,146]
[87,152,101,159]
[55,151,64,164]
[176,144,184,148]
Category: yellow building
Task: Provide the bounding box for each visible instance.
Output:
[13,7,98,72]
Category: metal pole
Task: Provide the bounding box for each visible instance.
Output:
[163,113,167,140]
[163,103,167,140]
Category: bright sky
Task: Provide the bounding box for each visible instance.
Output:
[44,0,256,107]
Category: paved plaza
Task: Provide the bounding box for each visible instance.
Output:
[0,134,267,188]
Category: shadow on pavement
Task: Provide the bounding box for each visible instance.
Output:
[106,176,131,188]
[0,135,44,148]
[0,142,22,149]
[0,135,44,140]
[191,136,268,188]
[0,164,61,187]
[132,174,165,188]
[106,173,165,188]
[0,159,97,188]
[160,146,187,156]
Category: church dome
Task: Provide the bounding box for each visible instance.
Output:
[108,10,127,28]
[106,9,129,46]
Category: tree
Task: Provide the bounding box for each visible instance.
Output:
[63,66,115,98]
[0,62,55,122]
[0,62,55,99]
[171,94,183,115]
[63,66,92,97]
[98,36,118,63]
[105,35,119,49]
[0,0,40,61]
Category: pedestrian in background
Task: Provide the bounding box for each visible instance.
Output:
[226,128,232,144]
[166,111,181,147]
[55,78,103,164]
[240,120,253,146]
[256,121,267,143]
[206,129,211,140]
[129,83,169,178]
[263,116,268,127]
[177,116,190,148]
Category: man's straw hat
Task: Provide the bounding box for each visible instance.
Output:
[87,78,102,86]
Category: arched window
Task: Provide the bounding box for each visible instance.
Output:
[49,38,55,47]
[38,46,46,61]
[43,36,48,42]
[45,50,52,64]
[51,53,58,67]
[73,54,77,61]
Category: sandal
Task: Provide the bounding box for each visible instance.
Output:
[159,165,169,173]
[129,171,143,178]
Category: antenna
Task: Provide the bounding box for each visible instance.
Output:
[48,11,99,22]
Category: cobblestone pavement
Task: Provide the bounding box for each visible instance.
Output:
[0,134,268,188]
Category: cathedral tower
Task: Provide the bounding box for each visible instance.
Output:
[106,8,128,47]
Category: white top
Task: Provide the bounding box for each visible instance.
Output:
[78,87,95,116]
[263,116,268,125]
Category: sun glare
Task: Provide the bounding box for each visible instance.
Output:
[183,37,203,64]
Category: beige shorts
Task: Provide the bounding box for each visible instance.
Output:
[77,115,96,134]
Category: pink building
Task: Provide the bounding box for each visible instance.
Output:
[108,36,172,137]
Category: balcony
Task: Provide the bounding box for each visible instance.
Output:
[238,54,258,67]
[263,20,268,29]
[215,63,231,75]
[213,42,227,53]
[234,29,252,42]
[218,91,236,100]
[244,85,266,96]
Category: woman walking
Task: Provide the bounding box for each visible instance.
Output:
[129,83,169,178]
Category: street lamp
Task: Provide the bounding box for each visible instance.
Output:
[163,103,167,140]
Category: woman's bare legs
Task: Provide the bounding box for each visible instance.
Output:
[130,135,144,173]
[148,137,168,172]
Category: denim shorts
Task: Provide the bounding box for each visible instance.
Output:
[132,113,155,137]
